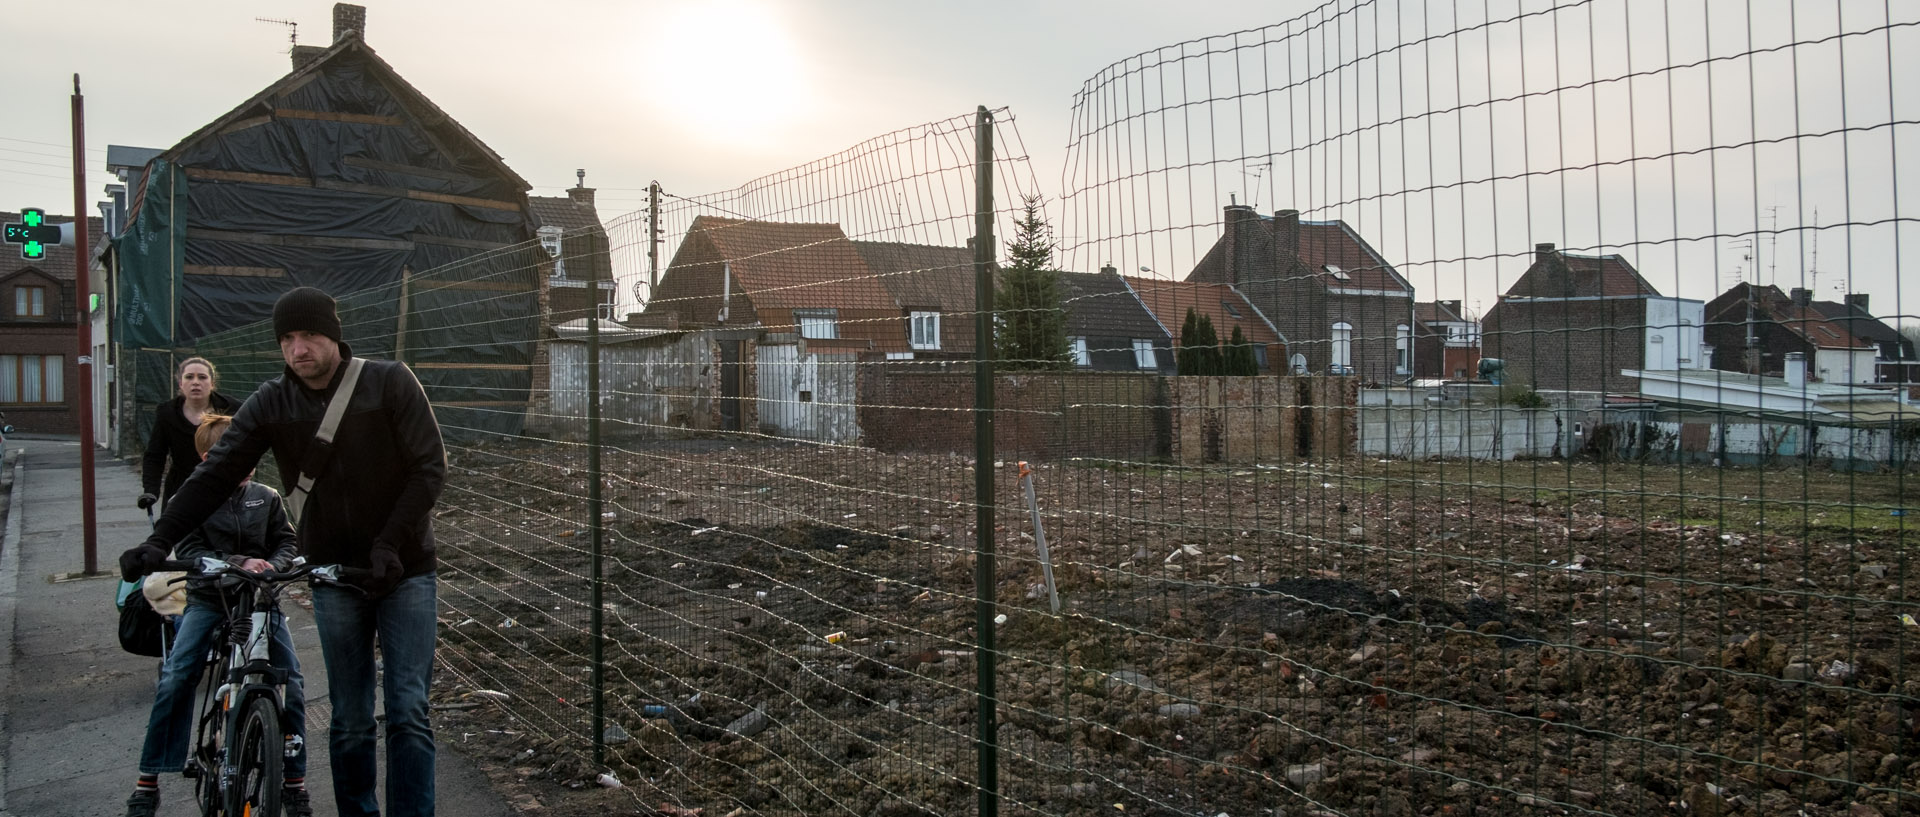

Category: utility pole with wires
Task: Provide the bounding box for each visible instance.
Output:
[255,17,299,51]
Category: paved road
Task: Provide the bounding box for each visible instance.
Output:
[0,437,517,816]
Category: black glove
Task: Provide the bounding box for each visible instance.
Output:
[119,543,168,583]
[136,493,158,511]
[365,542,405,597]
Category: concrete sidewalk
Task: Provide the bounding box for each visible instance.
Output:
[0,438,517,816]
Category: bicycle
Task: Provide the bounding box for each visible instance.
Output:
[155,556,359,817]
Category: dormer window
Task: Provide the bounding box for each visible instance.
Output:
[1325,265,1350,281]
[1221,300,1242,318]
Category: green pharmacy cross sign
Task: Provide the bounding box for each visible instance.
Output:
[4,208,63,260]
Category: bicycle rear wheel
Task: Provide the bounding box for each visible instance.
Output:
[226,694,283,817]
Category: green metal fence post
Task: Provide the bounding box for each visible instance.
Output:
[589,282,606,770]
[971,104,999,817]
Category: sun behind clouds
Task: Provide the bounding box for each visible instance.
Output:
[645,2,813,147]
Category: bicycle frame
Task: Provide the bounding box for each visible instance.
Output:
[160,557,353,817]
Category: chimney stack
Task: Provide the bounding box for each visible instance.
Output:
[1100,264,1117,275]
[1790,286,1812,307]
[291,45,326,70]
[568,169,595,210]
[1535,242,1557,264]
[1846,292,1870,313]
[333,3,366,43]
[1274,208,1301,263]
[1783,351,1807,390]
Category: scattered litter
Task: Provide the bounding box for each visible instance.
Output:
[994,613,1008,625]
[670,562,686,569]
[1902,614,1919,628]
[602,723,632,745]
[470,689,511,702]
[843,513,858,519]
[1227,554,1244,562]
[727,583,743,589]
[499,618,516,628]
[601,512,616,520]
[824,631,847,644]
[724,705,769,737]
[596,771,623,788]
[755,590,768,600]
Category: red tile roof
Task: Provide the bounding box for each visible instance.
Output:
[1296,220,1411,294]
[1124,277,1286,348]
[692,216,895,313]
[1768,302,1878,350]
[1504,246,1660,299]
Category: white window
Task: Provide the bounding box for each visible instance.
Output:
[1132,338,1156,369]
[1395,324,1411,374]
[1070,337,1090,367]
[1330,322,1353,371]
[15,286,46,318]
[0,354,64,403]
[1325,265,1350,281]
[910,311,940,350]
[796,309,838,339]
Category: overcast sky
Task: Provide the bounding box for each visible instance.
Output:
[5,0,1914,328]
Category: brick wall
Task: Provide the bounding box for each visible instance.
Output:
[859,366,1359,464]
[858,364,1169,461]
[1483,299,1646,393]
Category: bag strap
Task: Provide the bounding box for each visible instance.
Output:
[287,357,366,526]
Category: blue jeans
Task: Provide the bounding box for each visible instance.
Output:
[312,573,437,817]
[139,600,307,779]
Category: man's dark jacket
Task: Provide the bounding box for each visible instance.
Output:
[175,481,300,607]
[145,345,446,578]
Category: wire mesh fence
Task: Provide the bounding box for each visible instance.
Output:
[112,1,1920,815]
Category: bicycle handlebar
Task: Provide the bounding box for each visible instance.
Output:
[157,557,367,588]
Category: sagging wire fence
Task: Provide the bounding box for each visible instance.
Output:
[121,1,1920,815]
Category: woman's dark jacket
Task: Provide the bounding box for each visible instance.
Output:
[175,481,299,607]
[146,345,445,579]
[141,392,239,506]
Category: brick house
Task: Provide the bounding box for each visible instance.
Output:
[1704,283,1881,384]
[1,213,103,436]
[1188,205,1416,381]
[1124,274,1285,373]
[1412,300,1480,379]
[1481,243,1705,394]
[529,176,616,325]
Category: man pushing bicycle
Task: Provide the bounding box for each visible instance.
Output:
[123,286,448,817]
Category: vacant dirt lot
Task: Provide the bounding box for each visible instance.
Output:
[428,440,1919,817]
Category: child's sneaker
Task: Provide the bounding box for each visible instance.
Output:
[282,785,313,817]
[124,790,160,817]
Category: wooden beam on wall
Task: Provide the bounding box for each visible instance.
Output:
[185,228,415,252]
[184,265,288,278]
[275,109,406,127]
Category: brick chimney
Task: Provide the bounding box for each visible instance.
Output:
[568,168,595,210]
[1846,292,1870,313]
[1534,242,1557,264]
[291,45,326,70]
[334,3,366,42]
[1273,208,1301,264]
[1790,286,1812,307]
[1100,264,1117,275]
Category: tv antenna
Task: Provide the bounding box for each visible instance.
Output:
[256,18,299,51]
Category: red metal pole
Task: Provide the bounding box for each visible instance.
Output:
[72,73,99,575]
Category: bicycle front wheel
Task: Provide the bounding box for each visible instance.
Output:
[226,694,283,817]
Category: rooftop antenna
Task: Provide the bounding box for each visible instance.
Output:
[1242,162,1271,210]
[1808,207,1821,296]
[1763,204,1780,286]
[255,17,298,51]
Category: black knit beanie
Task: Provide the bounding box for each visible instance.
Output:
[273,286,342,343]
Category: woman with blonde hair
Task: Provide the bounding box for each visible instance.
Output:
[138,357,239,511]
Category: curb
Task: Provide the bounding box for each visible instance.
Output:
[0,452,27,816]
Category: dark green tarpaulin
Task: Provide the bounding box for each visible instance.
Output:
[114,158,186,352]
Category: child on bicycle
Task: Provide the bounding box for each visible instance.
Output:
[124,413,312,817]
